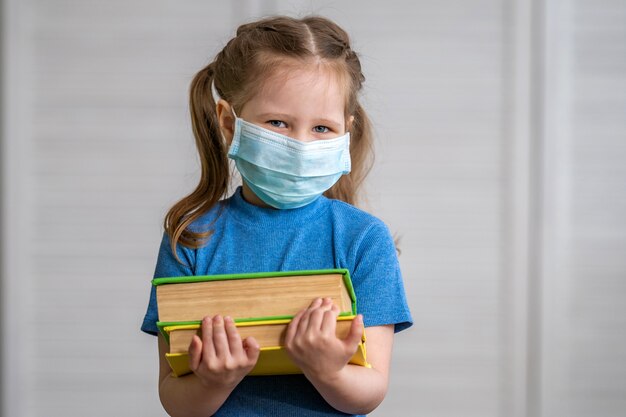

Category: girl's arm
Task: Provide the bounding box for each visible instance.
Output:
[157,315,260,417]
[284,298,394,415]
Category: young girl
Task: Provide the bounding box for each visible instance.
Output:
[141,15,412,417]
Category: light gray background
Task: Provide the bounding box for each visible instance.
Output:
[1,0,625,416]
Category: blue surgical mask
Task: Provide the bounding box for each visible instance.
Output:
[211,81,351,209]
[228,117,351,209]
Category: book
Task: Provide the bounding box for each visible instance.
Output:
[160,316,370,377]
[164,315,357,354]
[154,269,357,323]
[153,269,369,377]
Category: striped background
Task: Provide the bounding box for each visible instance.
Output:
[2,0,625,416]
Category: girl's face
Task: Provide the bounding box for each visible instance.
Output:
[215,65,352,208]
[218,66,351,144]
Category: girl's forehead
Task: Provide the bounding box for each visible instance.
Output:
[263,65,344,94]
[249,66,347,113]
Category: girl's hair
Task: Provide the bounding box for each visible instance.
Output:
[165,15,374,259]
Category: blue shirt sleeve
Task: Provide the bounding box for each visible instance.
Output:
[140,232,196,336]
[350,221,413,333]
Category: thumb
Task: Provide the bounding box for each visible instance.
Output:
[243,336,260,364]
[188,334,203,371]
[342,314,364,354]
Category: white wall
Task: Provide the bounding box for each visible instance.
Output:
[1,0,625,416]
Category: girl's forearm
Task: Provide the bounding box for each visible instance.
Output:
[304,364,388,415]
[159,372,235,417]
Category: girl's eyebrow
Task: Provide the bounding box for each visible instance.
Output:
[257,112,294,120]
[314,118,343,129]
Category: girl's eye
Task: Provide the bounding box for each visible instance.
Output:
[313,125,330,133]
[268,120,287,128]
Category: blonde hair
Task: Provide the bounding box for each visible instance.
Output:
[165,15,374,261]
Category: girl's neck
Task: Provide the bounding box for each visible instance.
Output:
[241,181,274,209]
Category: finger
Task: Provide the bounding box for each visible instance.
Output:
[321,306,339,336]
[318,297,334,312]
[310,297,336,330]
[298,309,312,334]
[201,315,216,359]
[343,314,364,354]
[285,309,305,345]
[243,336,260,364]
[188,334,202,371]
[308,297,323,309]
[306,304,328,333]
[299,297,322,333]
[224,316,243,356]
[212,315,229,358]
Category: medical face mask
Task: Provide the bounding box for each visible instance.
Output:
[228,118,351,209]
[211,81,351,209]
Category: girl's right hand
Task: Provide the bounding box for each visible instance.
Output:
[188,315,260,389]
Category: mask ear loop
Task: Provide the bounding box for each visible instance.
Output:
[211,80,239,118]
[210,79,221,104]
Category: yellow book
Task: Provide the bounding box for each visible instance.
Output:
[162,316,370,377]
[168,317,359,353]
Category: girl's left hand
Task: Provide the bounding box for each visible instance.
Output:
[284,297,364,379]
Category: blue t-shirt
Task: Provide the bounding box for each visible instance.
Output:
[141,187,412,416]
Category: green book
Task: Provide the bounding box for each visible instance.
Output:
[154,268,357,330]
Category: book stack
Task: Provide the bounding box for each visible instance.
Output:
[154,269,369,377]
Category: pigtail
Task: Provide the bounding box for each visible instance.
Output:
[163,63,230,264]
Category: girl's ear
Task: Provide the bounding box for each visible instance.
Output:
[216,99,236,144]
[347,115,355,132]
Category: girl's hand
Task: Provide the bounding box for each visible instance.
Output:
[188,315,260,389]
[284,297,364,380]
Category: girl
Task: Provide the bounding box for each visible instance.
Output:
[141,15,412,417]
